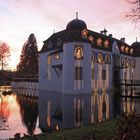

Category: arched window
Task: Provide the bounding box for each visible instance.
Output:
[91,51,95,80]
[74,47,83,59]
[121,57,125,66]
[131,60,135,68]
[47,55,51,80]
[97,53,103,63]
[105,55,111,64]
[74,46,83,90]
[126,59,129,67]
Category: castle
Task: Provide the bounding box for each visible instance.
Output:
[39,15,140,94]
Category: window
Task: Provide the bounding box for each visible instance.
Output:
[121,57,125,66]
[48,41,53,49]
[121,45,125,52]
[91,52,94,80]
[91,51,95,62]
[47,55,51,64]
[126,59,129,67]
[74,47,83,59]
[130,48,133,54]
[54,53,59,60]
[125,47,129,53]
[97,38,102,46]
[102,69,106,80]
[88,35,94,44]
[75,67,83,80]
[97,53,103,63]
[81,29,88,39]
[47,55,51,80]
[104,40,109,48]
[105,55,111,64]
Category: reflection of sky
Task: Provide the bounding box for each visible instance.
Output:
[0,93,40,139]
[0,0,140,69]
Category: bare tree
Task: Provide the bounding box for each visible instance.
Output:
[0,41,10,70]
[126,0,140,24]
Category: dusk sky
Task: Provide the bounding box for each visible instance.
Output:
[0,0,140,70]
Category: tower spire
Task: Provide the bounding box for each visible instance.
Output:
[136,36,138,42]
[76,12,78,19]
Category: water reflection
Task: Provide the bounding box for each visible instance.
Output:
[16,94,38,136]
[0,87,40,139]
[1,85,140,138]
[38,90,111,131]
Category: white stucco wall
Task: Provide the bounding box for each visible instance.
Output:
[62,42,91,94]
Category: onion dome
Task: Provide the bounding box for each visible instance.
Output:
[66,12,87,30]
[131,41,140,57]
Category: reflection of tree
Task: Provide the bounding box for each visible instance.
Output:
[16,95,38,136]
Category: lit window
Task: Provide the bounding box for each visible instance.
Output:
[105,55,111,64]
[88,35,94,44]
[54,53,59,60]
[74,47,83,59]
[130,48,133,54]
[125,47,129,53]
[104,40,109,48]
[121,45,125,52]
[97,53,103,63]
[81,29,88,39]
[97,38,102,46]
[47,55,51,64]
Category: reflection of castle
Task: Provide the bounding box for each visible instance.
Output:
[39,15,140,93]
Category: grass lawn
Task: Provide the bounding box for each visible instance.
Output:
[16,119,117,140]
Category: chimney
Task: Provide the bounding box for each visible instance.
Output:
[120,38,125,43]
[109,34,113,38]
[100,31,103,34]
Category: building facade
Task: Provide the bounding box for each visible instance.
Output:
[39,17,140,94]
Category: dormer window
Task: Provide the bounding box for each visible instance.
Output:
[97,38,102,46]
[57,38,61,46]
[88,35,94,44]
[121,45,125,52]
[104,40,109,48]
[125,47,129,53]
[48,41,53,49]
[81,29,88,39]
[130,48,134,54]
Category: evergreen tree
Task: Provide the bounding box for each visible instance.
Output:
[17,33,38,78]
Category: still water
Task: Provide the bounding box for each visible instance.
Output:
[1,86,140,139]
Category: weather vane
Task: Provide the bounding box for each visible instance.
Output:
[76,12,78,19]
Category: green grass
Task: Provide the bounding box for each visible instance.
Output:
[12,119,117,140]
